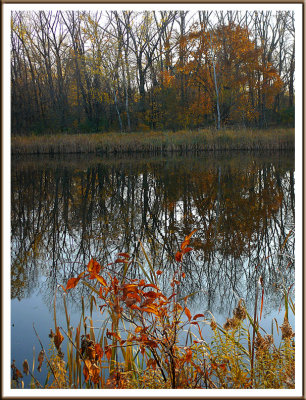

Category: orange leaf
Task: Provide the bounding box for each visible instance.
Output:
[185,307,192,321]
[193,313,205,320]
[185,229,197,240]
[122,284,139,293]
[95,274,107,287]
[115,258,128,263]
[63,271,85,291]
[105,347,112,361]
[185,348,193,363]
[135,326,142,333]
[87,259,101,277]
[143,283,158,290]
[90,363,100,384]
[182,272,186,278]
[95,343,103,361]
[175,251,183,262]
[130,304,141,311]
[83,359,91,382]
[182,247,193,254]
[141,305,159,316]
[156,270,163,275]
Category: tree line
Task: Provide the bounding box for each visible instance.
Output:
[11,10,295,134]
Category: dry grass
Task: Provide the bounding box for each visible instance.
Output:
[11,128,294,155]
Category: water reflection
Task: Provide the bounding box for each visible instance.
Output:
[11,152,294,317]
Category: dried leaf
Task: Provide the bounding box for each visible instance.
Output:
[37,350,44,372]
[147,359,157,370]
[94,343,104,361]
[105,347,112,361]
[22,360,29,375]
[90,362,100,384]
[83,359,92,382]
[54,327,64,350]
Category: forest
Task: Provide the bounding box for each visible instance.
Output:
[11,10,295,135]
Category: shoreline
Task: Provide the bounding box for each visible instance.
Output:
[11,128,294,155]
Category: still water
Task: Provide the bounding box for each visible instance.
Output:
[11,151,295,387]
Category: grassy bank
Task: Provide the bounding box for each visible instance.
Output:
[11,231,295,390]
[11,128,294,155]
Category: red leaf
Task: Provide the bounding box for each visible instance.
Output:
[175,251,183,262]
[118,252,130,259]
[185,307,192,321]
[115,258,128,263]
[156,270,163,275]
[182,247,193,254]
[260,288,264,320]
[143,291,159,299]
[193,313,205,320]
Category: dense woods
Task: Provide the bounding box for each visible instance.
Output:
[11,10,295,135]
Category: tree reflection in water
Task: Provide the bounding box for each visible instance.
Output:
[11,152,294,318]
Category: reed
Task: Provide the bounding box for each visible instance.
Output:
[11,128,294,155]
[11,231,295,389]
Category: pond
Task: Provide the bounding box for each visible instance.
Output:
[11,151,295,387]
